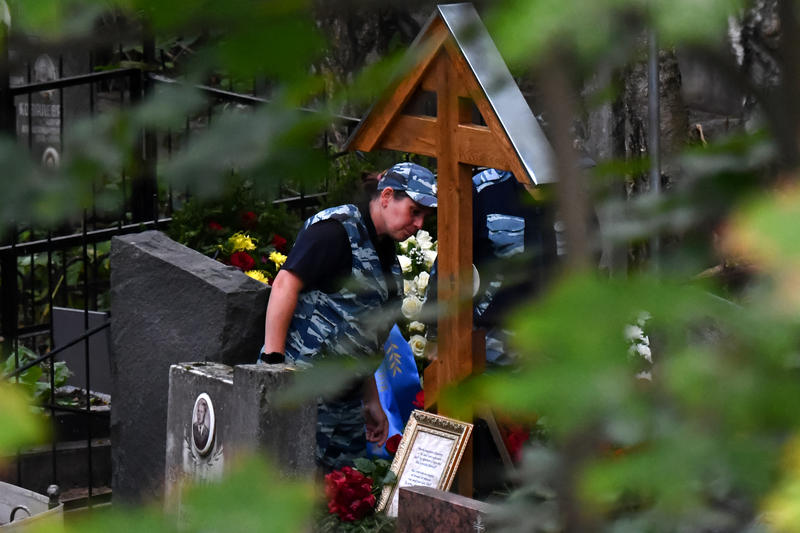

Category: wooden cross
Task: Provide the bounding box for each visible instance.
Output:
[346,3,553,406]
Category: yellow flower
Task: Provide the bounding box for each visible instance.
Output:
[269,251,287,267]
[229,232,256,252]
[244,270,269,284]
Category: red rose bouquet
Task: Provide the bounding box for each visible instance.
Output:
[318,458,396,532]
[325,466,375,522]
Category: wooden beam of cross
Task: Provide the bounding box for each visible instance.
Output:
[345,3,555,416]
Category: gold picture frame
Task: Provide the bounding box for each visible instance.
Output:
[377,410,473,517]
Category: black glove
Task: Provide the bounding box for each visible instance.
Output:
[260,351,286,364]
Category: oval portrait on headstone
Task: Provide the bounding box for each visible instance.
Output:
[33,54,57,101]
[191,393,215,456]
[42,146,60,169]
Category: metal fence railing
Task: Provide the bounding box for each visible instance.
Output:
[0,55,167,505]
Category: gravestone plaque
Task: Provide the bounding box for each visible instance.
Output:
[15,54,61,166]
[165,363,233,508]
[9,48,90,168]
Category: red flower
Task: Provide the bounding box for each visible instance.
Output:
[208,221,223,232]
[241,211,257,228]
[324,465,376,522]
[412,390,424,409]
[385,434,402,454]
[501,424,530,463]
[229,251,255,271]
[325,470,347,499]
[271,234,287,252]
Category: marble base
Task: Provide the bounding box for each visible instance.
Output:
[396,486,496,533]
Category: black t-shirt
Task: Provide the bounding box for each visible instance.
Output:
[283,204,398,296]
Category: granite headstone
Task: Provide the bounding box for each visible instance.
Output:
[110,230,267,505]
[396,486,496,533]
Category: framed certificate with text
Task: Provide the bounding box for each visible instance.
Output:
[377,410,473,517]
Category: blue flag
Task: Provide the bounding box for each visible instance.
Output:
[367,324,422,458]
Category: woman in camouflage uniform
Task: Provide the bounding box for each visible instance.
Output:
[260,162,437,470]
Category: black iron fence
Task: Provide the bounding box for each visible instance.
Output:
[0,57,167,506]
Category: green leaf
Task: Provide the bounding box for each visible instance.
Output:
[66,259,83,287]
[15,362,43,388]
[33,381,52,404]
[353,457,376,474]
[382,470,397,486]
[53,361,73,387]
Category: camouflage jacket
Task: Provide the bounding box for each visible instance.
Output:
[284,204,401,364]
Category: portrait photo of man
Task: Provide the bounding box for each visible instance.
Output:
[191,395,213,454]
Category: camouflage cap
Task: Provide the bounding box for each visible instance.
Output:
[378,162,437,208]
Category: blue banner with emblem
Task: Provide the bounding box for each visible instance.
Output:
[367,324,422,458]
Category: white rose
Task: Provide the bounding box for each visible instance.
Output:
[399,236,417,254]
[403,278,417,296]
[416,230,433,250]
[472,264,480,297]
[398,254,412,273]
[416,271,430,293]
[408,321,426,334]
[401,295,423,319]
[423,250,437,269]
[409,334,427,357]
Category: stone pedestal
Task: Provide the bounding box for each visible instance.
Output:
[164,362,317,511]
[165,363,233,508]
[228,364,317,477]
[396,486,496,533]
[110,231,268,505]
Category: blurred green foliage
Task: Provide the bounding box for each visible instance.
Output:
[24,456,315,533]
[488,0,746,70]
[447,263,800,529]
[0,381,46,454]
